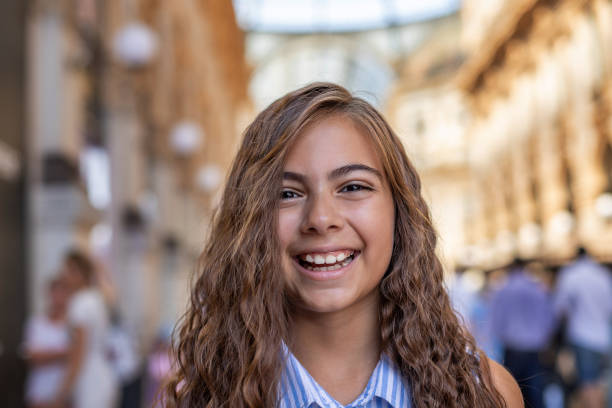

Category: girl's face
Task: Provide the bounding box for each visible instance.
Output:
[49,279,69,313]
[278,115,395,315]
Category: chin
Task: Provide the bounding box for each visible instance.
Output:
[294,289,358,314]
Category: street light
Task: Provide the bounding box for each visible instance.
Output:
[169,121,204,156]
[595,192,612,220]
[196,164,222,193]
[112,21,158,67]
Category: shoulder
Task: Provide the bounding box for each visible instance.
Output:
[486,357,524,408]
[68,291,86,312]
[71,289,102,308]
[68,289,102,324]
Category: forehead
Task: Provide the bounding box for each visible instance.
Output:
[284,115,383,172]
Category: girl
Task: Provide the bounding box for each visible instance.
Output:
[23,277,70,408]
[166,83,522,407]
[51,250,118,408]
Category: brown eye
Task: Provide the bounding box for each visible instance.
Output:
[280,189,300,200]
[340,184,372,193]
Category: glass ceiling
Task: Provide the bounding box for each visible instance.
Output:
[233,0,460,33]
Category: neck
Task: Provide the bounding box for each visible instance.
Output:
[288,291,381,404]
[73,283,88,293]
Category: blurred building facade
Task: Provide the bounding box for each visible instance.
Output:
[457,0,612,268]
[386,13,468,270]
[244,10,459,111]
[22,0,251,369]
[387,0,612,272]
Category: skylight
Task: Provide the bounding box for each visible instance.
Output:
[233,0,461,33]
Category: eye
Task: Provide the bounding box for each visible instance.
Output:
[340,183,373,193]
[280,189,301,200]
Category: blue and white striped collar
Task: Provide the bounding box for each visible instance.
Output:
[279,345,412,408]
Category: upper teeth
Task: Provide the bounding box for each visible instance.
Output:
[302,251,353,265]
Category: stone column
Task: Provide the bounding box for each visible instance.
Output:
[510,135,539,258]
[563,99,608,244]
[534,121,575,260]
[151,161,193,328]
[464,174,492,267]
[561,12,609,253]
[506,70,540,258]
[105,85,153,344]
[490,160,515,265]
[27,0,96,314]
[593,0,612,76]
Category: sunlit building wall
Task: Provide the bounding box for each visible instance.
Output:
[25,0,251,349]
[458,0,612,267]
[388,87,469,272]
[385,13,469,272]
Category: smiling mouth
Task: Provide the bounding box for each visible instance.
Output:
[295,250,359,272]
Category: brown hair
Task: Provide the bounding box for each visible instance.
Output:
[64,249,95,285]
[165,83,506,407]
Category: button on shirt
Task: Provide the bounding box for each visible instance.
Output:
[279,348,412,408]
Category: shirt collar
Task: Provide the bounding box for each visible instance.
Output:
[369,355,411,407]
[279,345,411,408]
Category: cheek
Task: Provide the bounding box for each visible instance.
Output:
[278,209,304,281]
[277,209,301,251]
[354,198,394,243]
[277,211,301,291]
[353,197,395,271]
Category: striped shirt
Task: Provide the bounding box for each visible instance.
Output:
[279,348,412,408]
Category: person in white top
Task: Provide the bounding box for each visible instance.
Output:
[23,277,70,408]
[49,250,118,408]
[554,248,612,408]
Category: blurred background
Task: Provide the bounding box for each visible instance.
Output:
[1,0,612,407]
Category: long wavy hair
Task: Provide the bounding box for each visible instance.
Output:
[165,83,506,407]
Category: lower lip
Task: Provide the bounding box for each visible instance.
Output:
[293,253,359,282]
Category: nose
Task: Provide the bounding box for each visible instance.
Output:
[300,191,343,235]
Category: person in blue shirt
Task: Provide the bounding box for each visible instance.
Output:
[164,83,522,407]
[490,259,556,408]
[554,249,612,408]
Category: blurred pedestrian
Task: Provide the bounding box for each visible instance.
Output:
[448,266,478,329]
[472,271,505,363]
[554,248,612,408]
[23,277,70,408]
[145,327,173,408]
[49,249,118,408]
[107,309,142,408]
[491,258,556,408]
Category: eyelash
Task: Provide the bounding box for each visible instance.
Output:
[340,183,373,193]
[280,184,373,200]
[280,190,301,200]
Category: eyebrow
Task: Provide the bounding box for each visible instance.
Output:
[283,163,383,183]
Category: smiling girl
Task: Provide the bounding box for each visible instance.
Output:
[165,83,522,407]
